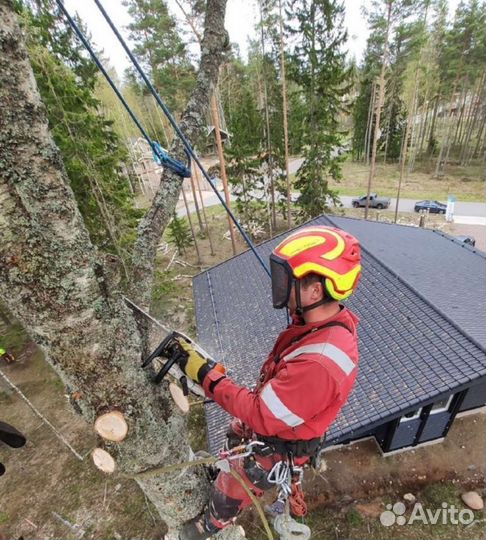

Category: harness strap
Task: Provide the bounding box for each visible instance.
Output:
[254,435,323,458]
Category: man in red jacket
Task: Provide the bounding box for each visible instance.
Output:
[179,225,361,540]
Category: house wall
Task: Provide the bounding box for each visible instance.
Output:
[459,379,486,412]
[369,382,486,453]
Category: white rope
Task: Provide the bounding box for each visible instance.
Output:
[0,368,84,461]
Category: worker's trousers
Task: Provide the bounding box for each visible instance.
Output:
[206,452,281,530]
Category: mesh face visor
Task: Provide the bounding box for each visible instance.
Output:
[270,255,292,309]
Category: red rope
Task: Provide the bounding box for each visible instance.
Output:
[289,481,307,517]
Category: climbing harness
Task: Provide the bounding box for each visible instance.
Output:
[266,457,310,540]
[55,0,270,278]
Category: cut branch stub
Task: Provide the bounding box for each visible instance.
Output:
[92,448,116,474]
[94,410,128,442]
[169,382,190,414]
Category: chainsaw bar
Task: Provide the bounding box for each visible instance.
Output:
[123,296,207,398]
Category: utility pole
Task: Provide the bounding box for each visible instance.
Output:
[210,91,237,255]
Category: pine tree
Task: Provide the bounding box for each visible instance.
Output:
[352,6,388,161]
[286,0,351,221]
[17,0,141,261]
[124,0,196,115]
[167,213,193,253]
[434,0,486,174]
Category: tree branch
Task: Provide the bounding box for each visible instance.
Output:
[130,0,229,306]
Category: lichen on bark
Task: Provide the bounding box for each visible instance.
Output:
[0,0,230,534]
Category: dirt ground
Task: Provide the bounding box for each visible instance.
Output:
[241,411,485,539]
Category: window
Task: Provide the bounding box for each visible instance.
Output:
[430,395,453,415]
[400,408,422,422]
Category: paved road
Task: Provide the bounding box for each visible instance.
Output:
[287,157,485,216]
[179,189,485,221]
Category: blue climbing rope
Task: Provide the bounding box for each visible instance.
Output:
[54,1,190,178]
[55,0,271,278]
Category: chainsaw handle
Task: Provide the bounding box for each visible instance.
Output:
[154,351,186,384]
[141,333,174,368]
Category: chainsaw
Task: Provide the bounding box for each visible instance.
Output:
[123,296,225,398]
[142,330,225,397]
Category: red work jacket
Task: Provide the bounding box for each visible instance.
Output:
[203,306,360,442]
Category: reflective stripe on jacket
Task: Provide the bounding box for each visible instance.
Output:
[203,306,360,441]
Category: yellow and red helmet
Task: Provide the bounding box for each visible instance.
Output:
[270,225,361,309]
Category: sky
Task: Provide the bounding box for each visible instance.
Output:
[64,0,461,78]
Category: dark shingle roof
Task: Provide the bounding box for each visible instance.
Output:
[326,216,486,347]
[193,216,486,453]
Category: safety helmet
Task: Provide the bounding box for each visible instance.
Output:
[270,225,361,313]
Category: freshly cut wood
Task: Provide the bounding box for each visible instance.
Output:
[92,448,116,474]
[169,382,190,414]
[94,411,128,442]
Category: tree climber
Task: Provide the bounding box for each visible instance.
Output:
[178,225,362,540]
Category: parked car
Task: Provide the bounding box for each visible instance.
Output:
[414,200,447,214]
[456,235,476,247]
[352,193,391,209]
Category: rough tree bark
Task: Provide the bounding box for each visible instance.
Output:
[0,0,229,536]
[129,0,229,307]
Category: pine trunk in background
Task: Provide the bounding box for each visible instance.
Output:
[211,91,237,254]
[395,79,417,222]
[259,0,276,232]
[278,0,292,227]
[427,93,440,158]
[365,2,392,219]
[364,81,376,164]
[459,73,484,164]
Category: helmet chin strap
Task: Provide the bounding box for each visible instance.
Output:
[294,279,331,317]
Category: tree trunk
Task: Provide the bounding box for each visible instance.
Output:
[259,0,276,232]
[418,91,431,158]
[365,1,392,219]
[364,81,376,164]
[427,93,440,157]
[129,0,229,307]
[460,73,485,164]
[211,90,237,254]
[395,79,417,222]
[0,1,226,536]
[451,86,468,149]
[278,0,292,227]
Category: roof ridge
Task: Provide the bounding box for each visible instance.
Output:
[432,229,486,258]
[325,215,486,354]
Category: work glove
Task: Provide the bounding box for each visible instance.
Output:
[177,339,224,384]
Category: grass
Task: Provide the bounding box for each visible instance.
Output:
[0,312,29,355]
[241,481,485,540]
[288,158,485,202]
[336,160,484,202]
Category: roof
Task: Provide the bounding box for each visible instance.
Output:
[192,215,486,454]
